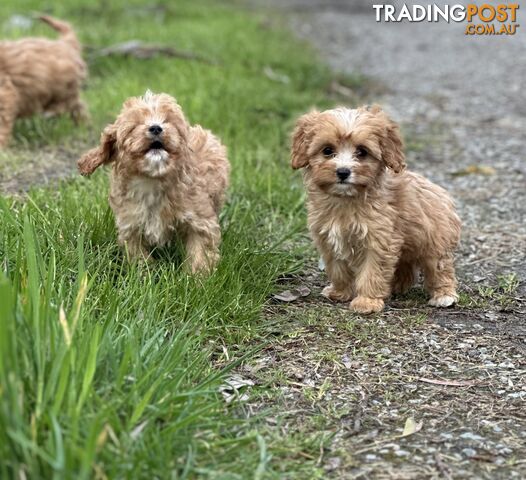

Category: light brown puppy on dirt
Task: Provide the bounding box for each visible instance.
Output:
[0,15,88,147]
[291,105,461,314]
[78,91,230,274]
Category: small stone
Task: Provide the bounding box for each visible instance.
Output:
[394,450,410,457]
[498,447,513,455]
[325,457,341,471]
[462,448,477,458]
[460,432,484,441]
[365,454,377,462]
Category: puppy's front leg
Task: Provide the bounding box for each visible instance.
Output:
[351,248,399,314]
[322,254,354,302]
[119,231,150,262]
[183,222,220,275]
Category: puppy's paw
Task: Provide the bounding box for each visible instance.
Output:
[350,296,384,314]
[187,254,218,276]
[322,284,353,302]
[428,294,457,308]
[122,241,151,263]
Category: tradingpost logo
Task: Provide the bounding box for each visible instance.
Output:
[373,3,520,35]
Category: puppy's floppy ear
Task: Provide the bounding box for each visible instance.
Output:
[372,106,406,174]
[382,122,405,173]
[78,124,117,176]
[291,110,320,169]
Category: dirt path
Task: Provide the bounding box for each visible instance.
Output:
[246,2,526,478]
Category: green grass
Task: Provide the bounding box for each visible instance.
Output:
[0,0,340,477]
[457,273,520,310]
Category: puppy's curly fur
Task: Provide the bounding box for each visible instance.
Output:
[0,15,88,147]
[78,91,230,274]
[291,105,461,314]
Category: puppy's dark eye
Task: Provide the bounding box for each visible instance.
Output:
[322,146,336,158]
[355,147,367,158]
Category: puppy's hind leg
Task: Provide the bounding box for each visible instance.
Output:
[392,260,418,295]
[422,254,458,307]
[0,77,19,147]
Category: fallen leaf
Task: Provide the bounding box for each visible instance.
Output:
[273,286,311,302]
[451,165,496,176]
[401,417,423,437]
[296,286,311,296]
[222,375,255,390]
[219,375,254,404]
[328,80,355,99]
[418,377,477,387]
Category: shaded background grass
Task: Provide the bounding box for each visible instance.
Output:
[0,0,338,477]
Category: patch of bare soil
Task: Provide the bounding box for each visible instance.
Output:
[0,145,79,195]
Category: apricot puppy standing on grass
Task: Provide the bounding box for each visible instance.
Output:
[291,105,461,314]
[78,91,230,274]
[0,15,88,147]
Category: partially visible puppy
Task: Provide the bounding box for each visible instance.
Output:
[0,15,88,147]
[78,91,230,274]
[291,105,461,314]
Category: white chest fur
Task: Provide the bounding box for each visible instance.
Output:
[120,177,171,246]
[318,218,369,262]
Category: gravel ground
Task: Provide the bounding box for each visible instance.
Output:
[244,1,526,478]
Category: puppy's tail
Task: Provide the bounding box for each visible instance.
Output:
[38,15,80,50]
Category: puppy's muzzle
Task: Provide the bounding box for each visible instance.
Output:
[148,125,164,150]
[336,168,351,182]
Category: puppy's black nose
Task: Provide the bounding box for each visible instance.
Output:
[149,125,163,136]
[336,168,351,181]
